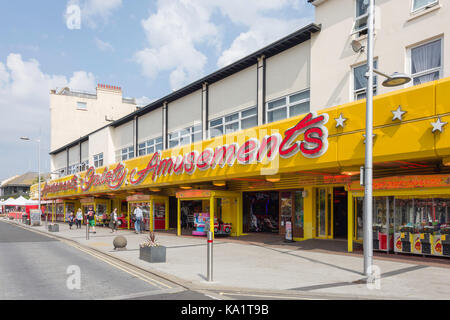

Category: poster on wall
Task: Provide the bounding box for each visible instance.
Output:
[285,221,293,242]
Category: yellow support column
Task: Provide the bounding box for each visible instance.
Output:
[347,191,354,252]
[303,187,314,239]
[127,203,130,230]
[237,193,243,237]
[52,201,55,223]
[177,198,181,236]
[150,200,154,232]
[210,196,215,240]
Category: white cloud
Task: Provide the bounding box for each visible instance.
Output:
[212,0,312,67]
[0,53,96,176]
[134,0,313,89]
[94,38,114,52]
[135,96,155,107]
[134,0,219,90]
[65,0,122,28]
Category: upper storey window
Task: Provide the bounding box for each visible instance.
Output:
[411,39,442,86]
[412,0,439,13]
[352,0,369,37]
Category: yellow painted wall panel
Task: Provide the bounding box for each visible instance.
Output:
[335,100,366,133]
[435,115,450,158]
[372,82,435,127]
[372,121,436,162]
[436,77,450,116]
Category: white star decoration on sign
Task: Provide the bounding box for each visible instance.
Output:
[335,113,347,128]
[431,117,447,133]
[392,106,407,121]
[363,133,377,144]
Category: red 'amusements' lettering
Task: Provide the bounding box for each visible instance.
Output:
[44,112,329,193]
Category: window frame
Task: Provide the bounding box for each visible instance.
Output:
[117,145,134,162]
[265,89,310,124]
[80,160,89,172]
[409,38,443,86]
[351,0,369,36]
[76,101,87,110]
[411,0,439,13]
[353,60,378,101]
[93,153,104,168]
[138,136,163,157]
[209,106,258,139]
[168,124,202,148]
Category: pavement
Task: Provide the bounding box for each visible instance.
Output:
[4,217,450,300]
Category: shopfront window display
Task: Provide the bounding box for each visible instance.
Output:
[394,196,450,257]
[65,202,75,221]
[129,202,150,231]
[245,192,279,233]
[55,203,64,222]
[96,204,108,226]
[372,197,394,251]
[153,202,166,230]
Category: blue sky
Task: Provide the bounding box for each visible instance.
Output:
[0,0,314,182]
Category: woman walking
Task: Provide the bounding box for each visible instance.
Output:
[110,208,118,233]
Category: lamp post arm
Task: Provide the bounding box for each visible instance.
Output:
[373,69,391,79]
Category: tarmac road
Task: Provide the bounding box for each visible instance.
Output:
[0,220,210,300]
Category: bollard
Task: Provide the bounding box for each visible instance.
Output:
[86,221,89,240]
[207,231,213,282]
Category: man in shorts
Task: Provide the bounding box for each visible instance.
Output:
[87,206,96,234]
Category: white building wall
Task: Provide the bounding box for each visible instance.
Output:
[209,65,257,119]
[89,126,115,167]
[68,145,79,165]
[266,41,311,103]
[50,86,137,152]
[51,151,66,173]
[138,108,162,143]
[113,121,134,151]
[168,90,202,132]
[310,0,449,110]
[81,141,89,162]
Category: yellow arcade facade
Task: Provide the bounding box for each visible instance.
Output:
[32,78,450,257]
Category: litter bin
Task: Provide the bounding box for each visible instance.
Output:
[22,214,28,224]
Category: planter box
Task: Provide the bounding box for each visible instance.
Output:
[139,246,166,263]
[48,224,59,232]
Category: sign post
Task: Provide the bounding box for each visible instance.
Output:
[207,231,213,282]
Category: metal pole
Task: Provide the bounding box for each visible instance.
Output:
[207,231,213,282]
[38,138,42,230]
[86,212,89,240]
[363,0,375,277]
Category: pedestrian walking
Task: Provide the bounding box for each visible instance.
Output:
[87,206,96,234]
[75,208,83,229]
[133,205,143,234]
[101,211,108,227]
[110,208,118,233]
[68,212,74,230]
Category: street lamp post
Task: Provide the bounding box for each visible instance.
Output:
[363,0,411,277]
[363,0,375,277]
[20,136,43,230]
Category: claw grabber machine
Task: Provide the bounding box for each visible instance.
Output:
[372,197,394,252]
[394,196,450,257]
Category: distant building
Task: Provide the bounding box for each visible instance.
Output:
[50,84,138,178]
[0,172,50,199]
